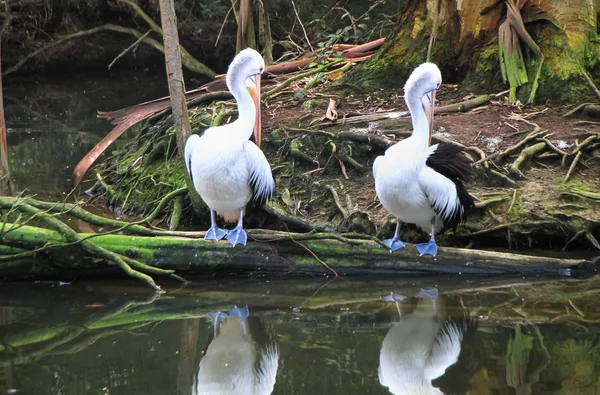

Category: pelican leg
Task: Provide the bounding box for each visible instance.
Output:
[415,216,438,257]
[383,221,407,252]
[416,287,439,313]
[226,209,247,247]
[208,311,228,337]
[229,305,250,335]
[205,210,228,241]
[382,293,406,318]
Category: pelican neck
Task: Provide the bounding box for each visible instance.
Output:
[405,91,430,148]
[227,75,256,140]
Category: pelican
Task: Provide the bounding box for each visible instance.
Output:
[373,62,474,257]
[194,306,279,395]
[185,48,275,247]
[378,288,476,395]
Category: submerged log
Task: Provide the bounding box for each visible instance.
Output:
[0,224,592,282]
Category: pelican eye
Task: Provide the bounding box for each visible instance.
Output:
[259,66,264,73]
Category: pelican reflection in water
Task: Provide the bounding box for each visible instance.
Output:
[378,288,477,395]
[194,306,279,395]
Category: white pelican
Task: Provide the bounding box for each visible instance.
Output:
[194,306,279,395]
[378,288,476,395]
[373,63,474,256]
[185,48,275,247]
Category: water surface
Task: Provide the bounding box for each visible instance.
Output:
[1,276,599,394]
[5,71,169,199]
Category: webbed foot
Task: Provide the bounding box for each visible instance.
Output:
[415,239,438,257]
[205,226,228,241]
[208,311,228,326]
[416,288,439,299]
[226,226,247,247]
[383,237,406,252]
[228,305,250,321]
[381,293,406,302]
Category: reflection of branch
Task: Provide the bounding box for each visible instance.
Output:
[0,294,159,367]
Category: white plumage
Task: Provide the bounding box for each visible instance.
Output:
[195,307,279,395]
[185,48,275,247]
[373,63,473,256]
[379,289,470,395]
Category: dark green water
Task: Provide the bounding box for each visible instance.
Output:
[1,276,600,395]
[5,71,169,200]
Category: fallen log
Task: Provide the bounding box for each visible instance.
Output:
[0,224,592,282]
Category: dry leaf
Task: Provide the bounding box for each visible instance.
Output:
[326,98,338,121]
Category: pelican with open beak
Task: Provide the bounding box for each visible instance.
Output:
[185,48,274,247]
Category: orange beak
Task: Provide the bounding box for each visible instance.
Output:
[247,74,262,148]
[426,90,436,147]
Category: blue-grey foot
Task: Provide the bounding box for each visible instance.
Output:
[383,237,406,252]
[208,311,228,325]
[226,226,247,247]
[415,239,438,257]
[416,288,439,299]
[381,293,406,302]
[205,226,228,241]
[228,305,250,321]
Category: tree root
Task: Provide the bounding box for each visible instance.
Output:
[475,128,547,165]
[458,221,557,238]
[264,202,338,233]
[563,151,582,183]
[564,135,599,183]
[169,195,183,231]
[326,185,349,220]
[290,138,318,167]
[509,142,546,178]
[487,169,519,187]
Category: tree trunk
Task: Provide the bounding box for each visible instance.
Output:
[0,1,11,196]
[347,0,600,103]
[158,0,203,216]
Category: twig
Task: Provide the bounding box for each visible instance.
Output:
[4,24,216,78]
[563,151,582,183]
[289,235,338,277]
[426,0,441,62]
[215,2,235,47]
[290,0,314,52]
[326,185,348,219]
[563,102,595,118]
[264,58,345,98]
[507,189,518,214]
[108,30,152,70]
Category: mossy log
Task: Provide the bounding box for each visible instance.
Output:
[0,224,592,281]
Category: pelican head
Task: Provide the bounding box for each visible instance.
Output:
[226,48,266,147]
[404,63,442,146]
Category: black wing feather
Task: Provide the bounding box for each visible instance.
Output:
[426,143,476,230]
[249,176,274,207]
